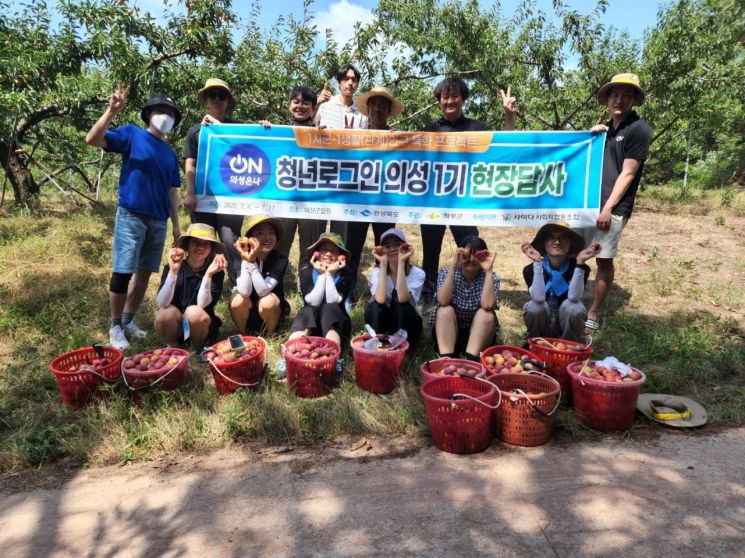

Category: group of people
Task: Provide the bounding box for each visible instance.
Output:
[86,65,651,362]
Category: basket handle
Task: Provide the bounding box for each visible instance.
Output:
[451,374,503,410]
[121,354,188,392]
[207,357,265,387]
[508,387,562,417]
[75,367,120,383]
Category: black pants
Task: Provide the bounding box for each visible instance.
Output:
[276,218,325,275]
[363,299,423,346]
[420,224,479,297]
[191,211,243,284]
[331,220,393,302]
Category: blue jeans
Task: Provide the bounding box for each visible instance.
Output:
[112,206,168,273]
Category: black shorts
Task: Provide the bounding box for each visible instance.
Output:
[290,303,351,341]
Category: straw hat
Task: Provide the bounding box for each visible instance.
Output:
[197,78,236,109]
[597,73,645,106]
[636,394,708,428]
[243,214,284,242]
[177,223,225,253]
[531,220,585,257]
[355,86,404,118]
[306,232,351,259]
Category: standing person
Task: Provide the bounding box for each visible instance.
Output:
[364,228,426,346]
[85,83,182,350]
[315,63,368,311]
[579,73,652,335]
[419,77,516,304]
[229,215,290,335]
[269,86,325,277]
[183,78,243,284]
[521,221,600,342]
[155,224,227,346]
[430,236,501,361]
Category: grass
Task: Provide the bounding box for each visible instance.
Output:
[1,184,745,474]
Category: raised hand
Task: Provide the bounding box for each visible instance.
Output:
[577,242,601,264]
[398,242,414,262]
[499,86,516,114]
[206,254,227,277]
[318,82,332,105]
[521,241,542,262]
[168,247,185,273]
[234,237,253,262]
[479,249,496,271]
[109,81,130,115]
[372,246,387,265]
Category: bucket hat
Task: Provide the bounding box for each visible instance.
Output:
[355,86,404,118]
[531,220,585,257]
[177,223,225,253]
[197,78,236,109]
[140,93,182,127]
[597,73,645,106]
[306,232,351,259]
[636,394,708,428]
[243,214,284,242]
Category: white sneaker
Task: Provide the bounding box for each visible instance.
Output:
[109,325,130,350]
[124,320,147,339]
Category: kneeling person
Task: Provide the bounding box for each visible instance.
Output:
[230,215,290,335]
[155,224,226,346]
[522,221,600,342]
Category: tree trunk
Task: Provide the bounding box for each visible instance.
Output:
[0,139,39,204]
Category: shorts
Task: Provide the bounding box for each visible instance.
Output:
[290,304,351,340]
[577,214,628,259]
[112,206,168,273]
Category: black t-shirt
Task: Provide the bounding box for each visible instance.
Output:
[423,115,490,132]
[160,256,225,318]
[522,259,590,305]
[601,111,653,218]
[299,266,352,306]
[183,118,236,160]
[252,250,290,313]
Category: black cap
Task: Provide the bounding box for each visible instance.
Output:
[140,93,182,127]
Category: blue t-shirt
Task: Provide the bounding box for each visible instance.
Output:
[104,125,180,220]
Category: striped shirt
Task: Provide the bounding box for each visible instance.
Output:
[315,94,368,129]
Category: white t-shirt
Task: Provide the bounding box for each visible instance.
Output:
[314,94,368,129]
[369,265,426,313]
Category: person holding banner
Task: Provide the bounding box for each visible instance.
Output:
[365,228,426,346]
[521,221,600,342]
[230,215,290,335]
[289,232,352,345]
[85,84,182,350]
[183,78,243,284]
[579,73,652,335]
[155,224,227,346]
[419,77,516,304]
[430,236,501,360]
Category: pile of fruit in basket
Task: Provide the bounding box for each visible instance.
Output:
[204,338,262,365]
[532,338,587,352]
[483,350,543,374]
[122,349,182,372]
[578,362,643,383]
[284,338,337,360]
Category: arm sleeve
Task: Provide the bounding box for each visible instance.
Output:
[325,273,343,304]
[157,273,177,308]
[528,261,546,302]
[237,261,253,297]
[369,267,380,297]
[196,275,213,308]
[304,272,327,306]
[249,263,278,297]
[566,267,586,302]
[407,267,426,304]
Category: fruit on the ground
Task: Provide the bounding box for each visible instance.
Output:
[578,362,643,384]
[373,246,385,256]
[475,249,488,262]
[482,349,543,374]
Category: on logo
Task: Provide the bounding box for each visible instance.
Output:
[219,143,271,194]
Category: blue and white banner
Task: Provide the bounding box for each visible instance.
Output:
[194,124,604,227]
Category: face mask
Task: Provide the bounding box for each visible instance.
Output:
[150,113,175,134]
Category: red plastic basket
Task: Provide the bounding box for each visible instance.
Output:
[49,346,123,409]
[420,376,497,454]
[207,336,267,395]
[350,335,409,394]
[282,337,340,398]
[487,372,561,447]
[480,345,545,376]
[420,358,486,383]
[567,361,646,431]
[527,337,593,398]
[121,348,190,391]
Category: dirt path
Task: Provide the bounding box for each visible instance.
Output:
[2,427,744,557]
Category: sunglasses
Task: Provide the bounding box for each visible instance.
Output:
[206,89,229,101]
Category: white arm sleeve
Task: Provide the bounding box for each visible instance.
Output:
[236,261,253,297]
[249,264,277,297]
[304,272,327,306]
[528,261,546,302]
[157,274,177,308]
[196,275,212,308]
[566,267,585,303]
[325,273,343,304]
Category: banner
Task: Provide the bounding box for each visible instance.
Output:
[194,124,605,227]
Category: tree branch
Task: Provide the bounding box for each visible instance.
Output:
[147,48,199,70]
[386,69,480,87]
[392,101,439,126]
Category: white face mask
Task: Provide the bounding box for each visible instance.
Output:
[150,113,175,134]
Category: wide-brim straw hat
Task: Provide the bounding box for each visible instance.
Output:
[636,394,708,428]
[355,86,404,118]
[597,73,645,106]
[243,214,284,242]
[197,78,236,109]
[306,232,351,259]
[531,220,585,257]
[177,223,225,253]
